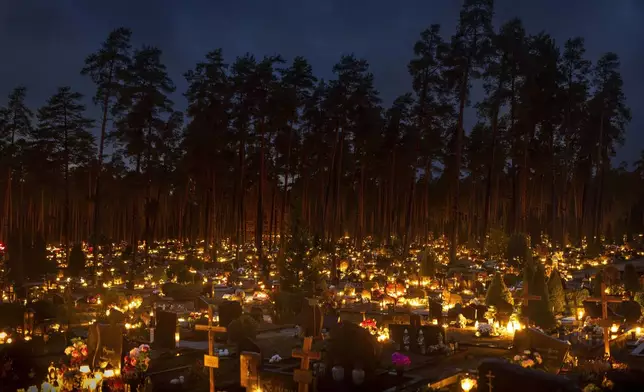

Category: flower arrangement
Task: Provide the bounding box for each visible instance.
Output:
[391,352,411,368]
[269,354,283,363]
[511,349,543,369]
[123,344,151,377]
[359,318,378,335]
[64,338,88,367]
[475,323,493,337]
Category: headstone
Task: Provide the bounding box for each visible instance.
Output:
[218,300,242,329]
[259,371,297,392]
[296,301,323,338]
[389,324,414,352]
[155,308,177,350]
[512,328,570,374]
[410,314,421,330]
[478,358,579,392]
[87,323,124,370]
[240,351,261,389]
[239,337,262,358]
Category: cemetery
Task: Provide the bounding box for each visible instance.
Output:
[0,236,643,392]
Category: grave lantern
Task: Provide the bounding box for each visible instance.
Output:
[24,308,35,337]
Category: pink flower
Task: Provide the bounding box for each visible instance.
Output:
[130,358,137,366]
[71,351,79,358]
[140,345,150,353]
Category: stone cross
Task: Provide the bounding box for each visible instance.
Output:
[292,336,321,392]
[195,305,227,392]
[514,281,541,326]
[486,370,495,392]
[586,281,622,357]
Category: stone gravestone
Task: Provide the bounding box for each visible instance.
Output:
[87,323,124,370]
[218,300,242,329]
[389,324,415,352]
[259,371,297,392]
[512,327,571,374]
[478,358,579,392]
[240,351,261,390]
[296,301,323,338]
[416,325,444,354]
[154,308,177,350]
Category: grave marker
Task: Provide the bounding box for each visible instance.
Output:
[87,323,124,370]
[586,281,622,357]
[240,351,261,389]
[478,358,579,392]
[292,336,320,392]
[195,305,227,392]
[514,281,541,326]
[154,308,177,350]
[512,327,570,374]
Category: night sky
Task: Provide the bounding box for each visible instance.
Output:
[2,0,642,163]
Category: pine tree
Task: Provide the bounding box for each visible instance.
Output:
[68,244,86,276]
[528,263,555,329]
[623,263,640,294]
[111,46,174,264]
[548,268,566,314]
[486,272,514,309]
[81,27,132,253]
[35,86,95,258]
[444,0,494,263]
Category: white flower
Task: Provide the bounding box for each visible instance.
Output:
[270,354,283,363]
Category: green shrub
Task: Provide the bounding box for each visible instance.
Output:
[548,269,566,314]
[486,273,514,309]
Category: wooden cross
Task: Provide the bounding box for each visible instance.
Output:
[195,305,227,392]
[486,370,495,392]
[514,281,541,326]
[586,281,622,358]
[292,337,321,392]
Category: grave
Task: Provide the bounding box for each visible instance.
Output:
[478,358,579,392]
[512,327,570,374]
[155,308,178,350]
[389,324,444,355]
[87,323,124,370]
[296,300,323,337]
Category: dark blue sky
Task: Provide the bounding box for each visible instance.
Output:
[2,0,642,162]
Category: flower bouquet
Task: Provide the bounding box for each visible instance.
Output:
[391,352,411,376]
[511,349,543,370]
[359,318,378,335]
[123,344,151,387]
[64,338,88,368]
[475,323,493,337]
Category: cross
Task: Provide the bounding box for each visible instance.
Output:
[514,281,541,327]
[486,370,495,392]
[586,281,622,358]
[195,305,227,392]
[292,336,321,392]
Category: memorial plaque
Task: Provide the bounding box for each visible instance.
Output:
[512,327,570,374]
[478,358,579,392]
[240,351,261,388]
[203,354,219,368]
[87,323,124,370]
[155,308,177,349]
